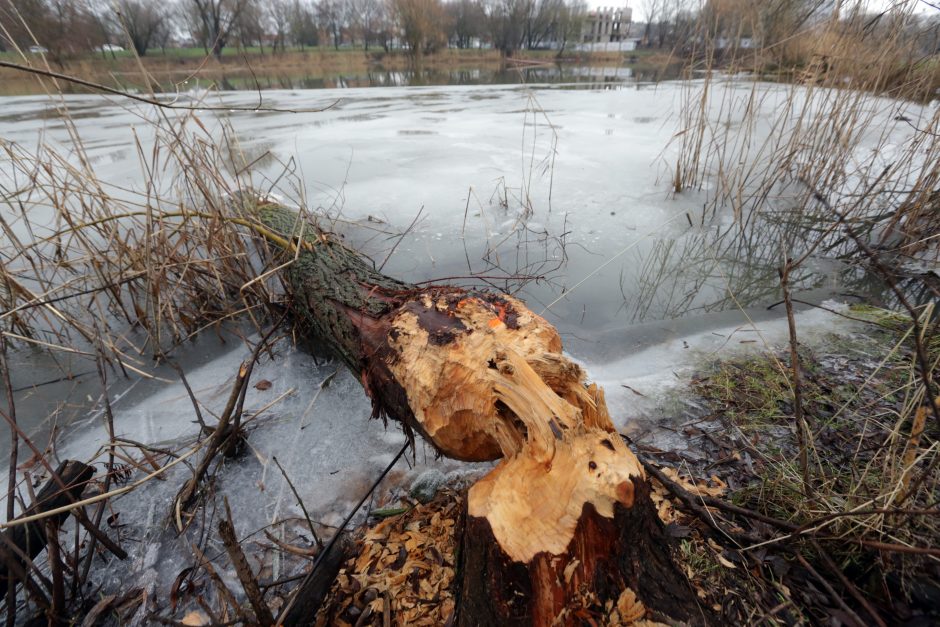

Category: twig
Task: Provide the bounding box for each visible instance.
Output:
[810,538,887,627]
[779,260,812,497]
[636,453,762,545]
[167,361,207,431]
[80,348,121,584]
[837,537,940,557]
[1,334,17,627]
[271,456,322,549]
[0,460,93,607]
[795,553,866,627]
[0,445,203,531]
[808,185,940,500]
[810,186,939,425]
[378,206,423,272]
[1,334,17,525]
[0,532,51,611]
[276,442,408,623]
[191,542,245,622]
[45,520,65,625]
[766,298,888,327]
[173,323,280,526]
[218,499,274,626]
[261,529,318,557]
[0,409,126,560]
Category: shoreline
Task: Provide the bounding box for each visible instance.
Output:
[0,48,678,96]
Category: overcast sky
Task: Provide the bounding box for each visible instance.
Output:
[606,1,937,23]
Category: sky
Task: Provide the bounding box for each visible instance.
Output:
[597,1,938,22]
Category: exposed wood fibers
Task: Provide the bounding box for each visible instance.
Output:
[386,293,644,563]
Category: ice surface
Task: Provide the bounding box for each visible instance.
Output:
[0,79,925,614]
[1,82,928,339]
[48,335,489,615]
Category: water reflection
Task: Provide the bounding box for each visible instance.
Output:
[181,63,676,92]
[0,59,681,97]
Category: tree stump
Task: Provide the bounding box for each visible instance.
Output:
[255,204,704,625]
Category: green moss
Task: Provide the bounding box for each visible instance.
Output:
[691,306,938,552]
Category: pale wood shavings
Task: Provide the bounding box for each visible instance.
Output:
[314,491,459,626]
[650,467,727,524]
[611,588,646,624]
[316,486,689,626]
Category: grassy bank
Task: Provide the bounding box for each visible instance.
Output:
[667,305,940,624]
[0,47,674,96]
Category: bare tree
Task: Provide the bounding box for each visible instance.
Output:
[445,0,486,48]
[341,0,362,46]
[484,0,527,55]
[2,0,104,60]
[552,0,585,55]
[640,0,663,46]
[357,0,388,50]
[392,0,448,56]
[231,0,265,51]
[1,0,47,51]
[523,0,555,49]
[269,0,291,51]
[111,0,167,56]
[183,0,251,58]
[290,0,318,48]
[317,0,344,49]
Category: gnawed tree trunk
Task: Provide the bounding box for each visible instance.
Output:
[255,205,703,625]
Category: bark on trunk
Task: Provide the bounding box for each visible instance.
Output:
[256,205,704,625]
[0,460,94,599]
[458,481,698,625]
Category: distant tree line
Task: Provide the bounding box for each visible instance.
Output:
[0,0,937,62]
[0,0,594,61]
[637,0,940,57]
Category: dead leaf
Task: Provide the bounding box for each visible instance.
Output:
[254,379,273,391]
[181,610,209,626]
[169,567,195,612]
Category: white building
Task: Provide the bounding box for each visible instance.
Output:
[581,6,633,44]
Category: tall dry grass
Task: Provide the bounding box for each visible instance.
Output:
[674,4,940,255]
[0,97,312,367]
[665,1,940,602]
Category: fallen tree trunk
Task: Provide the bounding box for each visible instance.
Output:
[0,460,94,600]
[255,204,703,625]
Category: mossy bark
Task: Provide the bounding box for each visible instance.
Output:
[257,204,424,439]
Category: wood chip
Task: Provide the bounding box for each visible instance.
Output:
[315,490,460,626]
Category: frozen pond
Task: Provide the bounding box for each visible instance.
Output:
[0,79,931,614]
[5,80,906,336]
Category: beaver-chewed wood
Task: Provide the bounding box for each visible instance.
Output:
[256,204,704,626]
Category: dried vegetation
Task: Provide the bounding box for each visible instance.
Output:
[0,3,939,625]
